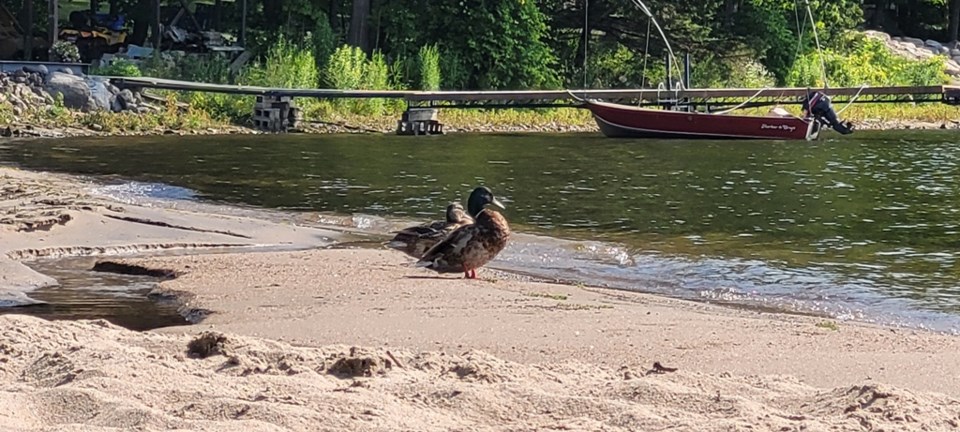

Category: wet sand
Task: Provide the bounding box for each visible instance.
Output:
[2,166,960,431]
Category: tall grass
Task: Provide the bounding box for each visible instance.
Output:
[418,44,441,91]
[243,36,320,89]
[325,45,366,89]
[361,51,390,115]
[323,45,404,116]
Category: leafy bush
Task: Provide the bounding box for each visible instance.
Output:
[418,44,441,91]
[0,100,13,125]
[786,32,948,87]
[49,41,81,63]
[91,59,142,77]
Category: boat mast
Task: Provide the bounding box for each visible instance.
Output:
[629,0,685,89]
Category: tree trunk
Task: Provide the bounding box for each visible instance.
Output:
[949,0,960,43]
[329,0,339,33]
[263,0,283,31]
[22,0,33,60]
[347,0,370,51]
[129,0,151,46]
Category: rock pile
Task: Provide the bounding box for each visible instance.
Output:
[864,30,960,80]
[0,67,152,115]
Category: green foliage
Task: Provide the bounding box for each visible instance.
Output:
[46,93,70,123]
[418,44,441,91]
[438,48,470,90]
[323,45,403,115]
[243,36,319,89]
[49,41,81,63]
[0,100,13,125]
[91,59,142,77]
[361,51,390,115]
[786,33,948,87]
[325,45,366,90]
[382,0,560,89]
[310,16,338,73]
[689,54,777,88]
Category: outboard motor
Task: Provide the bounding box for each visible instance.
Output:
[802,91,854,135]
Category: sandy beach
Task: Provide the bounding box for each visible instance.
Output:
[2,165,960,431]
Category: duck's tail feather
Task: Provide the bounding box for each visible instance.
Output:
[414,260,433,268]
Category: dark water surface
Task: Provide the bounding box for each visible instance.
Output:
[4,131,960,331]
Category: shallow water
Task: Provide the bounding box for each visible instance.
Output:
[0,257,187,331]
[4,131,960,331]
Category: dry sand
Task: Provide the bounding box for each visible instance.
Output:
[2,166,960,431]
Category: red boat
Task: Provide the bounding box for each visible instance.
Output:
[585,99,822,141]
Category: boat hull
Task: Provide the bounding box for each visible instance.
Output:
[586,100,818,141]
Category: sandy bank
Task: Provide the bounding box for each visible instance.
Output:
[0,166,345,303]
[2,165,960,430]
[120,248,960,398]
[2,314,959,432]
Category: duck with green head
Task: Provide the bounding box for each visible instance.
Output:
[416,186,510,279]
[386,202,474,259]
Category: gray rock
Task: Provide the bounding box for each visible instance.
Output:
[43,72,98,111]
[864,30,891,41]
[22,64,48,76]
[925,39,943,49]
[952,49,960,57]
[110,95,124,112]
[61,67,75,75]
[940,46,951,55]
[118,89,137,108]
[88,78,112,111]
[903,37,925,47]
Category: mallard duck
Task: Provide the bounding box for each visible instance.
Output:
[416,186,510,279]
[387,202,474,259]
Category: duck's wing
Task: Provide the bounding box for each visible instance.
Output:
[416,224,478,271]
[394,222,442,237]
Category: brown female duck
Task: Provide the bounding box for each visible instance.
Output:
[416,186,510,279]
[387,202,474,259]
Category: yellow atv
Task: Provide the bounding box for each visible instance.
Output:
[58,11,129,62]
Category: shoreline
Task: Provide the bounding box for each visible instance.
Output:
[6,114,960,139]
[3,166,960,429]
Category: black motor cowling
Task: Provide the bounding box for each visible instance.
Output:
[802,91,854,135]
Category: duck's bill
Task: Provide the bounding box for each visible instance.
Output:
[491,198,506,210]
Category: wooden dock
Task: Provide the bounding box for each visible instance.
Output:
[111,76,960,107]
[108,76,960,133]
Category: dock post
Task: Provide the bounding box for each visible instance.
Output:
[683,53,691,89]
[48,0,58,58]
[396,108,443,136]
[252,95,301,132]
[666,54,673,90]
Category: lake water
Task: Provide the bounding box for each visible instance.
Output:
[3,130,960,332]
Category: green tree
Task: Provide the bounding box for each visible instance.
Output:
[380,0,560,89]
